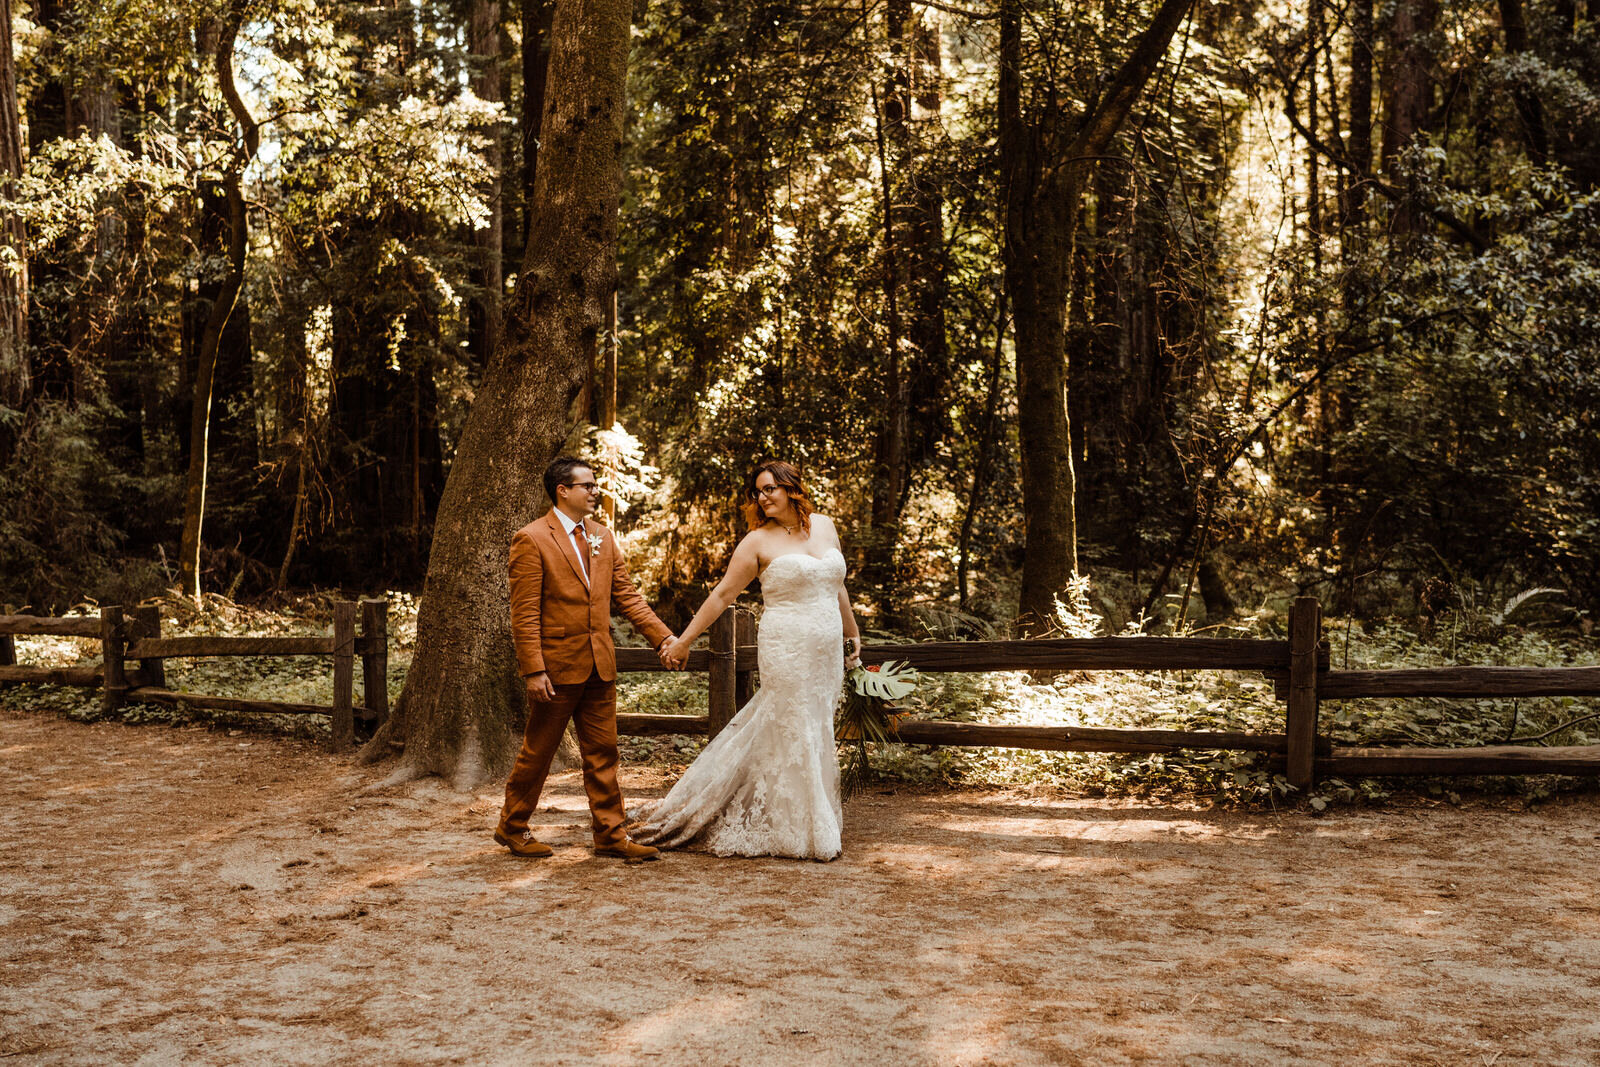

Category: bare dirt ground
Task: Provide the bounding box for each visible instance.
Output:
[3,707,1599,1066]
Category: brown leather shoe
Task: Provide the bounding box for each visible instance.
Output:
[594,838,661,862]
[494,826,554,858]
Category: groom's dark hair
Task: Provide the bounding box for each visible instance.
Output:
[544,456,590,503]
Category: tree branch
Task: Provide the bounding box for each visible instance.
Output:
[1068,0,1193,162]
[1281,91,1488,254]
[1506,710,1600,745]
[913,0,999,19]
[214,5,261,167]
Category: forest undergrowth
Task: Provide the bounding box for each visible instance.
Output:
[6,582,1597,811]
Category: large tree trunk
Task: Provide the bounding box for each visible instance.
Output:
[0,0,27,419]
[1002,0,1192,633]
[178,8,259,600]
[364,0,633,788]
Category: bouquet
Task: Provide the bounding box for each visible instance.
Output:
[835,658,920,798]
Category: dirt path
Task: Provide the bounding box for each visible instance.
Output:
[3,707,1599,1065]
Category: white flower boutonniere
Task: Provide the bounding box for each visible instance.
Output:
[584,532,603,558]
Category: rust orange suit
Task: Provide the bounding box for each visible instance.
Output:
[499,511,672,846]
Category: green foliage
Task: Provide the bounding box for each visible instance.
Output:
[0,403,172,613]
[5,0,1600,685]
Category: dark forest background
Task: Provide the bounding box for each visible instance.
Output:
[3,0,1598,638]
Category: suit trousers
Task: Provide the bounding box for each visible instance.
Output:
[499,670,627,847]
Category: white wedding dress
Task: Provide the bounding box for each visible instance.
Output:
[631,548,846,860]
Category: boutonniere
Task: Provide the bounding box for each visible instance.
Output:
[584,532,603,557]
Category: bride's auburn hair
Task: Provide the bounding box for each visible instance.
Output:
[741,460,813,533]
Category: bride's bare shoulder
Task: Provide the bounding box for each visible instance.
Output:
[736,525,777,553]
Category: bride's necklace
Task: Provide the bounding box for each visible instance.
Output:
[780,522,800,536]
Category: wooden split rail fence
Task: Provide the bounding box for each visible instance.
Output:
[0,600,390,747]
[5,596,1598,787]
[615,597,1600,789]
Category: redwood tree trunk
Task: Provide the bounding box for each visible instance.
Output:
[0,0,28,417]
[1002,0,1192,633]
[365,0,633,787]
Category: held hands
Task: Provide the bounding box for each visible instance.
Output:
[658,635,689,671]
[844,637,861,671]
[525,671,556,702]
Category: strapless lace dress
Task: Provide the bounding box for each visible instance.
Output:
[630,548,846,860]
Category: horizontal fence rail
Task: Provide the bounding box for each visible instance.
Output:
[0,664,102,686]
[0,600,388,748]
[1318,745,1600,777]
[855,637,1327,673]
[0,614,102,638]
[1303,666,1600,700]
[6,596,1598,790]
[125,636,341,659]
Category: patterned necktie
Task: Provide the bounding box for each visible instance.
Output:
[570,524,589,581]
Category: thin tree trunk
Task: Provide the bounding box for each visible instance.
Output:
[0,0,27,418]
[365,0,634,787]
[1345,0,1374,228]
[276,451,308,590]
[958,296,1008,613]
[1497,0,1548,164]
[867,65,908,617]
[1379,0,1438,234]
[867,0,947,622]
[468,0,504,365]
[520,0,557,248]
[178,7,259,600]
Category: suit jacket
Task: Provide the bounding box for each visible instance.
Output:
[509,511,672,685]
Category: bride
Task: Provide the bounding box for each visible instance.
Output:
[630,460,861,860]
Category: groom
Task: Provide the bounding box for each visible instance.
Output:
[494,456,681,861]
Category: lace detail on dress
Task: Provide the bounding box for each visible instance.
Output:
[630,548,846,860]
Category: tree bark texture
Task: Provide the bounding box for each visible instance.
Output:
[366,0,633,788]
[0,0,27,414]
[1001,0,1192,634]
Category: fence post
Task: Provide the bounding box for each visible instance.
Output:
[359,597,389,737]
[733,607,756,713]
[100,606,127,715]
[1286,596,1322,793]
[331,601,356,748]
[131,605,165,690]
[708,606,737,739]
